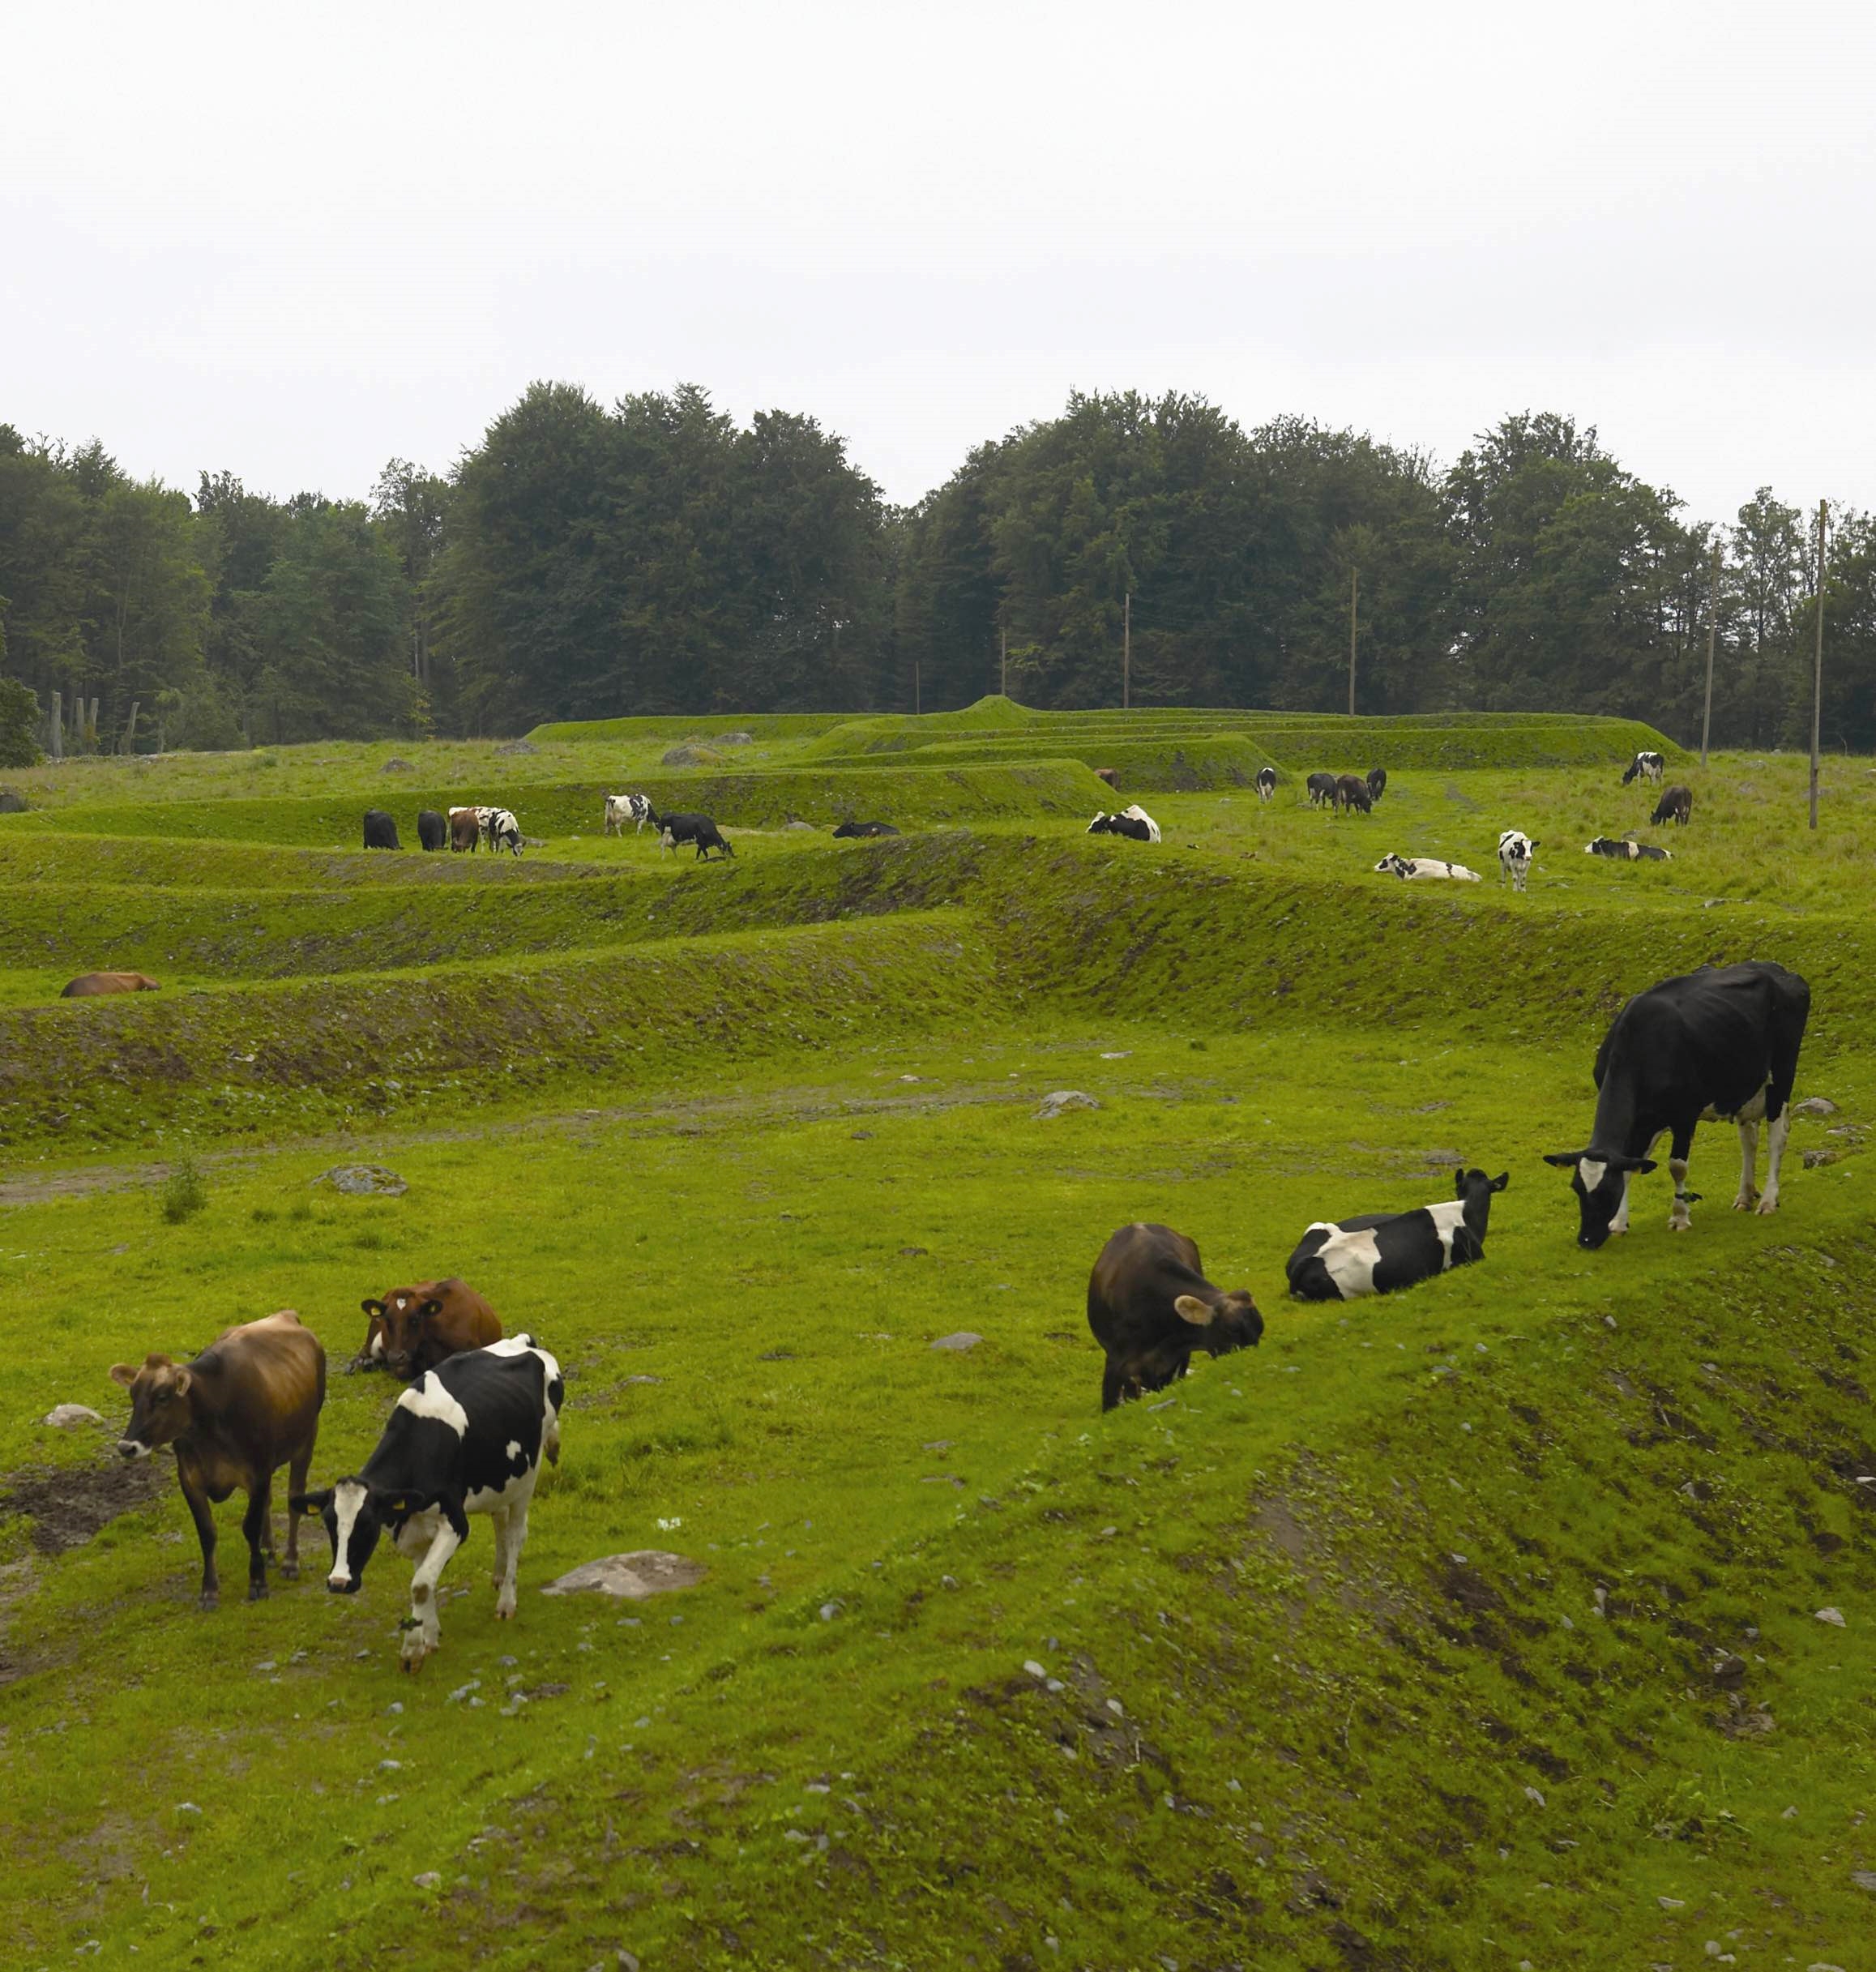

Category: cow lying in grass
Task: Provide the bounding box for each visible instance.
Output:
[62,971,160,996]
[1586,836,1671,862]
[1286,1169,1509,1301]
[1088,806,1160,843]
[353,1278,502,1380]
[1374,854,1481,881]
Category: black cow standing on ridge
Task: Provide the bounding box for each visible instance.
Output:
[660,813,734,859]
[1545,960,1810,1247]
[1086,1222,1263,1411]
[362,810,400,850]
[417,810,447,852]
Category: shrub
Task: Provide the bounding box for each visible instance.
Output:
[160,1157,207,1223]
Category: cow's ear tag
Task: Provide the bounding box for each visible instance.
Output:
[1173,1295,1216,1327]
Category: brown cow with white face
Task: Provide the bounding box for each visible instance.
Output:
[62,971,160,997]
[353,1278,502,1380]
[109,1311,325,1607]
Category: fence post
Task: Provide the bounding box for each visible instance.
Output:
[49,691,62,761]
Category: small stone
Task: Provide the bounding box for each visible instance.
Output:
[930,1332,981,1352]
[314,1163,407,1198]
[413,1871,442,1889]
[1036,1090,1100,1119]
[1024,1659,1047,1679]
[1815,1606,1847,1627]
[1781,1805,1798,1818]
[818,1602,841,1622]
[1659,1896,1686,1909]
[898,1246,929,1258]
[175,1802,201,1816]
[1852,1869,1876,1892]
[1792,1097,1838,1116]
[941,1575,959,1589]
[42,1404,104,1429]
[387,1701,403,1715]
[1523,1786,1545,1808]
[540,1553,704,1599]
[380,756,414,772]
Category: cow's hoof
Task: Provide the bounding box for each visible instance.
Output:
[247,1581,267,1602]
[199,1591,220,1611]
[1754,1196,1780,1216]
[278,1561,299,1581]
[1669,1220,1692,1233]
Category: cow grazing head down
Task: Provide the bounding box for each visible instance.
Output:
[109,1354,195,1458]
[1174,1288,1265,1355]
[1541,1149,1659,1249]
[294,1478,407,1594]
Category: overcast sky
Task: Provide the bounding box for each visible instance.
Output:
[5,0,1870,524]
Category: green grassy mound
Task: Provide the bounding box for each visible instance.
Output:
[522,711,853,743]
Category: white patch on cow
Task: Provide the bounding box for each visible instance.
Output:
[328,1478,369,1586]
[396,1375,469,1438]
[482,1334,540,1359]
[1579,1158,1607,1196]
[1121,804,1161,842]
[1703,1081,1769,1124]
[505,1439,523,1461]
[369,1331,385,1360]
[393,1295,409,1311]
[119,1438,152,1458]
[1318,1230,1382,1298]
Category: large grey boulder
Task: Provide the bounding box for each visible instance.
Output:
[540,1551,705,1598]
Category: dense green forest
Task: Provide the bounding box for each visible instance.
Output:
[2,387,1871,763]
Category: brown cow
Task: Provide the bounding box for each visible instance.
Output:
[62,971,160,997]
[1651,784,1694,827]
[447,806,482,853]
[109,1311,325,1607]
[1333,774,1373,815]
[1087,1222,1263,1412]
[353,1278,502,1380]
[1092,768,1119,789]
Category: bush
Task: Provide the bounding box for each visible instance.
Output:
[0,675,43,768]
[160,1157,207,1223]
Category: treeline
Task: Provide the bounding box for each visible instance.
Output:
[2,389,1872,761]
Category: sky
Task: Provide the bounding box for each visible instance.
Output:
[4,0,1871,525]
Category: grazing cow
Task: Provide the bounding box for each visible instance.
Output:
[1334,774,1372,815]
[603,793,659,836]
[353,1278,502,1381]
[448,806,482,853]
[1306,772,1339,807]
[1651,785,1693,827]
[1086,1222,1263,1412]
[1497,829,1538,892]
[1374,854,1481,882]
[485,807,523,855]
[831,820,901,838]
[1545,960,1810,1247]
[1585,836,1672,862]
[293,1337,564,1670]
[1365,766,1387,804]
[1622,751,1666,785]
[62,971,160,997]
[109,1311,325,1607]
[1255,766,1277,803]
[417,809,447,853]
[660,812,734,859]
[362,809,400,851]
[1286,1170,1510,1300]
[1092,768,1120,789]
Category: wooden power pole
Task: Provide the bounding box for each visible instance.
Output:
[1700,537,1719,767]
[1810,499,1827,831]
[1122,591,1131,710]
[1000,625,1007,698]
[914,660,921,717]
[1348,568,1358,717]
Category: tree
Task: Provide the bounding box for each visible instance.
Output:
[0,672,41,767]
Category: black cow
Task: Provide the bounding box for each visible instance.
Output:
[417,810,447,852]
[1622,751,1666,785]
[1544,960,1810,1247]
[1255,766,1277,803]
[1306,772,1338,807]
[1086,1222,1263,1412]
[660,813,734,859]
[1586,836,1672,862]
[1334,774,1372,815]
[1286,1170,1509,1301]
[1365,766,1387,804]
[362,810,400,850]
[1651,785,1693,827]
[293,1337,563,1670]
[831,821,901,838]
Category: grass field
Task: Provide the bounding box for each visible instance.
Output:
[2,704,1873,1971]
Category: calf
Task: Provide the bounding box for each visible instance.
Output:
[1287,1170,1509,1301]
[831,820,901,838]
[1334,774,1372,815]
[1585,836,1671,862]
[353,1278,502,1380]
[417,809,447,853]
[1622,751,1666,785]
[660,812,734,859]
[1544,959,1810,1245]
[1497,829,1537,892]
[362,809,400,850]
[1651,785,1693,827]
[485,806,523,855]
[110,1311,325,1607]
[1092,768,1120,789]
[62,971,160,997]
[294,1337,563,1670]
[448,806,482,853]
[1086,1222,1263,1411]
[604,793,659,836]
[1374,853,1481,881]
[1255,766,1277,803]
[1306,771,1338,807]
[1365,766,1387,804]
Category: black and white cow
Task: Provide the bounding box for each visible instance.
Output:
[1622,751,1666,785]
[831,820,901,838]
[1544,959,1811,1247]
[1306,772,1338,807]
[1585,836,1672,862]
[1651,785,1693,827]
[1285,1169,1509,1300]
[660,812,734,859]
[1497,829,1537,892]
[293,1337,563,1670]
[1365,766,1387,804]
[485,807,523,855]
[1374,853,1481,881]
[1088,806,1160,843]
[604,793,659,836]
[1255,766,1278,804]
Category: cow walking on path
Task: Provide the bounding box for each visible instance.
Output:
[1545,960,1810,1247]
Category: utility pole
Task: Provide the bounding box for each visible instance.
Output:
[1000,624,1007,699]
[1700,537,1719,767]
[1348,568,1358,717]
[1810,499,1827,831]
[914,660,921,717]
[1122,591,1131,710]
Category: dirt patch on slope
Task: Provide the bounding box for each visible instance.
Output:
[0,1456,168,1554]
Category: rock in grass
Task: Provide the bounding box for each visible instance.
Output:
[1792,1097,1839,1116]
[716,731,754,746]
[1036,1090,1100,1119]
[661,743,723,768]
[495,738,538,755]
[1815,1606,1847,1627]
[314,1164,408,1197]
[0,789,30,814]
[930,1332,982,1352]
[380,756,414,773]
[43,1404,103,1429]
[1853,1871,1876,1892]
[540,1551,705,1599]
